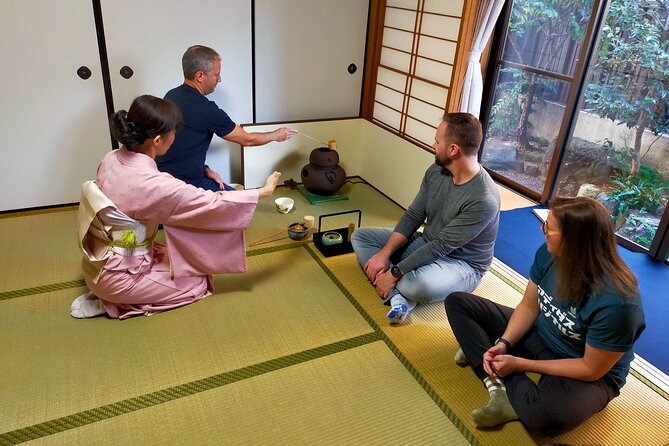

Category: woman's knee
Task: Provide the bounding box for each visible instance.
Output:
[519,406,572,437]
[444,291,475,313]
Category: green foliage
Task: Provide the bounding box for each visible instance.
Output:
[625,215,656,247]
[607,172,669,214]
[583,0,669,135]
[509,0,593,44]
[487,68,559,141]
[492,0,592,147]
[487,68,523,140]
[522,152,544,162]
[528,135,550,147]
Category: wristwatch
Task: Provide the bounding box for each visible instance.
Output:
[495,337,511,350]
[390,265,402,277]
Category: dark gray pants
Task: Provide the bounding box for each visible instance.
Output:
[444,291,618,436]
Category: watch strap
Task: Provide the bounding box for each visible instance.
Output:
[495,337,511,350]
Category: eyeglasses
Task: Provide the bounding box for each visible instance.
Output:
[541,220,560,235]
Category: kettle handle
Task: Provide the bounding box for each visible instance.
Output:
[317,210,362,233]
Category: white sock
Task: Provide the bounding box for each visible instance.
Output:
[71,292,106,318]
[389,295,416,312]
[484,376,506,393]
[387,295,417,324]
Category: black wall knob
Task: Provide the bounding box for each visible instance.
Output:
[77,66,92,80]
[347,63,357,74]
[119,66,134,79]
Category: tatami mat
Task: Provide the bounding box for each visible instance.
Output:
[0,209,82,293]
[246,181,404,248]
[23,342,471,446]
[2,182,668,445]
[323,252,669,445]
[0,247,372,434]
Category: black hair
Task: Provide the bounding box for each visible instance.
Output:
[441,112,483,156]
[110,95,182,149]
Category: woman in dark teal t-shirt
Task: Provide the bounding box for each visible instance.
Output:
[444,197,645,436]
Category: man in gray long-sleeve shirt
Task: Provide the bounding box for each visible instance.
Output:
[351,112,500,324]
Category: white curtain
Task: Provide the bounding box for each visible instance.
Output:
[459,0,506,118]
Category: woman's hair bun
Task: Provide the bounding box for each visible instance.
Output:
[109,95,182,149]
[110,110,147,147]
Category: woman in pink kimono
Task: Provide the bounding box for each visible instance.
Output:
[73,95,281,319]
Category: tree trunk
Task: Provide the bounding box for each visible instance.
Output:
[517,75,536,152]
[632,110,648,175]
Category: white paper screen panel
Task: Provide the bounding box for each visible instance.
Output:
[386,0,420,8]
[407,97,444,124]
[423,0,464,16]
[418,36,458,64]
[375,85,405,111]
[372,1,463,150]
[377,67,407,92]
[410,79,448,108]
[380,48,412,73]
[384,8,418,31]
[374,103,402,129]
[382,28,415,53]
[415,58,453,86]
[405,117,437,144]
[421,14,461,41]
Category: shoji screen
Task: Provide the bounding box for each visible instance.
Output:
[372,0,464,149]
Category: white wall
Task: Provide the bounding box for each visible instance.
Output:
[254,0,368,122]
[0,0,110,211]
[0,0,371,211]
[358,121,434,208]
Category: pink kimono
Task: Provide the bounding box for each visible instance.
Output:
[78,148,259,319]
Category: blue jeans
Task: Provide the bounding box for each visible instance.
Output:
[350,227,482,307]
[197,176,236,192]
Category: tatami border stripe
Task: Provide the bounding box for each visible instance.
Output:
[489,268,525,294]
[302,244,482,446]
[0,243,308,301]
[629,368,669,401]
[0,206,78,220]
[246,240,309,257]
[0,280,86,301]
[0,332,380,445]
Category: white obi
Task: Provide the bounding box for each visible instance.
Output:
[102,207,152,256]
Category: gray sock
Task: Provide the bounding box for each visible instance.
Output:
[472,378,519,428]
[454,348,468,365]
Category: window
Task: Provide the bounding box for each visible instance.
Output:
[480,0,595,196]
[369,0,465,150]
[481,0,669,260]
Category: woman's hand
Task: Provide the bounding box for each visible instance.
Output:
[258,171,282,198]
[482,344,507,377]
[489,354,522,378]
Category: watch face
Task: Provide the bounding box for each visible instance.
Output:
[391,266,400,277]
